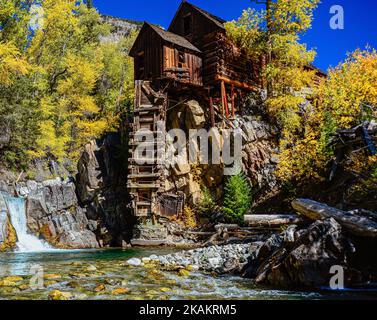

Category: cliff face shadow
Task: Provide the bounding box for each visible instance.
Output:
[76,133,136,247]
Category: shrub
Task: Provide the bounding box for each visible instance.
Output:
[223,172,252,224]
[197,187,216,217]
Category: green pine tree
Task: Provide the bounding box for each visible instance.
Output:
[223,172,252,224]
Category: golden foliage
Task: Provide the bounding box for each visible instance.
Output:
[0,42,29,85]
[277,49,377,182]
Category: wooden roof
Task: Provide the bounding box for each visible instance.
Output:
[168,1,226,32]
[130,22,201,56]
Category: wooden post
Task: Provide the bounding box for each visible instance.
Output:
[231,84,235,118]
[221,81,229,119]
[220,81,225,121]
[209,97,215,127]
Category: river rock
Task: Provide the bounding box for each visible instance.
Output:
[126,258,142,266]
[147,243,255,274]
[48,290,72,300]
[242,218,377,288]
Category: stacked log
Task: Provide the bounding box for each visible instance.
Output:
[292,198,377,238]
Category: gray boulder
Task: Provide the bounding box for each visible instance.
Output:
[20,178,99,249]
[242,218,371,288]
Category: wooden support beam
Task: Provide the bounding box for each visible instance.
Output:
[216,75,259,91]
[220,81,225,121]
[221,80,229,119]
[231,84,235,118]
[209,97,215,128]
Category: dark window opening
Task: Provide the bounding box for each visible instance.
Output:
[137,52,145,79]
[246,60,254,79]
[183,14,192,36]
[178,51,185,68]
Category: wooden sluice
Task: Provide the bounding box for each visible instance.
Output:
[127,80,167,221]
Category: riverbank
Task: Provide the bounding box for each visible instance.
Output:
[0,248,344,300]
[126,243,260,275]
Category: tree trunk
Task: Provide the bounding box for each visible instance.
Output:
[292,198,377,238]
[244,214,304,226]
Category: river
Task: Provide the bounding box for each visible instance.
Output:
[1,249,376,300]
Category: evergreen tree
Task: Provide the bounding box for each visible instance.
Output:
[87,0,94,9]
[223,172,252,224]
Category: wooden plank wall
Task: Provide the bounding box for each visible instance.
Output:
[163,45,203,86]
[196,31,260,88]
[133,28,162,80]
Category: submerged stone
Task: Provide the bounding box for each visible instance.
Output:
[48,290,72,300]
[0,280,19,287]
[3,276,23,282]
[44,274,61,280]
[178,269,190,277]
[67,281,80,288]
[85,265,97,272]
[94,284,105,292]
[111,288,130,295]
[44,281,58,287]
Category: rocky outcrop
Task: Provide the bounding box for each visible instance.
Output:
[100,15,142,43]
[185,100,206,129]
[0,193,16,251]
[238,116,279,200]
[16,178,99,249]
[76,134,134,247]
[242,218,377,289]
[76,141,102,204]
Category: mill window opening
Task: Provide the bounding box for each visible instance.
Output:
[183,14,192,36]
[178,51,185,68]
[137,51,145,79]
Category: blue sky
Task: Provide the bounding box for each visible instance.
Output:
[93,0,377,72]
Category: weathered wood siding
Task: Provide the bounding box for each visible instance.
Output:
[132,27,163,80]
[169,3,222,45]
[163,45,202,86]
[169,3,260,89]
[195,31,260,87]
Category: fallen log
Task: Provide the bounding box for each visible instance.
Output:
[214,224,240,231]
[292,198,377,238]
[244,214,304,226]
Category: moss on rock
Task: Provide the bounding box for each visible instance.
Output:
[0,220,17,252]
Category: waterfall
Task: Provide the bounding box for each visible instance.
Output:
[2,193,53,253]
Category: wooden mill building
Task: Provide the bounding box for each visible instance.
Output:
[127,1,324,221]
[127,1,262,221]
[129,1,262,120]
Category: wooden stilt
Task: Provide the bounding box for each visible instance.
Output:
[209,97,215,128]
[231,84,235,118]
[220,81,225,121]
[221,80,229,119]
